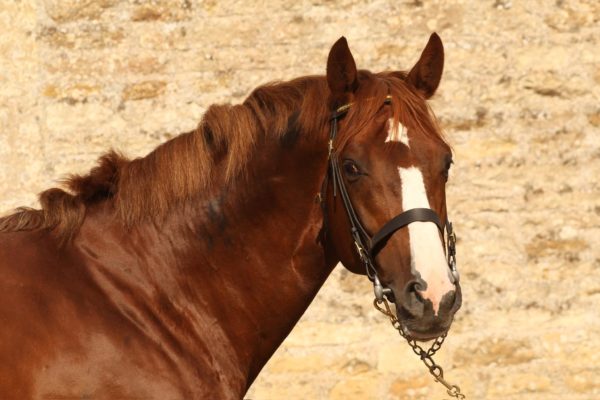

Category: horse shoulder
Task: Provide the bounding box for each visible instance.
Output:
[0,230,240,399]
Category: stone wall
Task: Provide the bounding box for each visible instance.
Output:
[1,1,599,399]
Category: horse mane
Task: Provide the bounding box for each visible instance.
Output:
[0,71,445,243]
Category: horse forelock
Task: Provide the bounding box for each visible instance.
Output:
[337,71,447,151]
[0,70,445,242]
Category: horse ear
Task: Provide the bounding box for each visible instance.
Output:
[326,37,358,102]
[407,32,444,99]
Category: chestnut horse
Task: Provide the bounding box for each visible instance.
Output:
[0,34,461,399]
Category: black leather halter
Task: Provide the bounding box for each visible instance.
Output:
[324,96,459,301]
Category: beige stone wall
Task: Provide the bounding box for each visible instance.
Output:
[1,1,599,399]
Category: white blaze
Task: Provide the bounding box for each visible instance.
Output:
[399,167,454,315]
[385,118,409,147]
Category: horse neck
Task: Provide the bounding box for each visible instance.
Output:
[76,131,338,391]
[199,135,338,384]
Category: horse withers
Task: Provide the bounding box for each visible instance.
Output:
[0,33,461,399]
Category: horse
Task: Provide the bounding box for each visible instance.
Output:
[0,33,461,399]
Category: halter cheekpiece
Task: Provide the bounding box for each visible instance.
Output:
[324,95,460,302]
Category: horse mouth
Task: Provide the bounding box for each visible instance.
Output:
[398,314,453,342]
[393,300,456,342]
[401,325,447,342]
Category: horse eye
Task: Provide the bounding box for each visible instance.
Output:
[343,160,361,177]
[443,157,453,179]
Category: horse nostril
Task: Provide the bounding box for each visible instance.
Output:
[405,279,426,302]
[439,287,462,315]
[400,279,427,318]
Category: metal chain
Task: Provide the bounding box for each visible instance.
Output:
[374,298,466,399]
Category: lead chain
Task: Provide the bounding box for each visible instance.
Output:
[374,298,466,399]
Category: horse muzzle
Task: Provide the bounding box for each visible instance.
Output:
[392,279,462,342]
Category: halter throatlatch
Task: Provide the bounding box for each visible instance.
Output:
[324,96,465,399]
[326,96,459,301]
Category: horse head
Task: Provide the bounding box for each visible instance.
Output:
[323,34,462,342]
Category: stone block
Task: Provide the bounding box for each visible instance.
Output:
[454,337,536,367]
[43,0,118,22]
[285,323,369,346]
[268,353,331,374]
[43,83,101,103]
[39,25,125,49]
[329,373,380,400]
[122,81,167,101]
[130,1,192,22]
[336,358,373,376]
[487,372,552,396]
[389,374,432,400]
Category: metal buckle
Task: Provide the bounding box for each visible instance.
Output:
[353,240,367,262]
[446,222,459,283]
[448,232,456,257]
[450,257,460,283]
[373,275,385,301]
[373,275,394,302]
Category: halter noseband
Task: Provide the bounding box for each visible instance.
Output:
[324,95,459,302]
